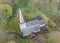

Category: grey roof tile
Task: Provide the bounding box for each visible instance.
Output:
[23,24,40,36]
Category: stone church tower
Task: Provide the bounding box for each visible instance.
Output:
[19,9,26,32]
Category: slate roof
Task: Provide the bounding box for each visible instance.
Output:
[26,19,45,27]
[23,24,40,36]
[22,19,45,36]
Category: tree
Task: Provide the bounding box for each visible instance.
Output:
[0,4,12,27]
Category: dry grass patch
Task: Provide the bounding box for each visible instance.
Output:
[48,31,60,43]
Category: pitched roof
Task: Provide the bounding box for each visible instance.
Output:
[22,19,45,36]
[22,24,40,36]
[26,19,45,27]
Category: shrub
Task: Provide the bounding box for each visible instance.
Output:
[0,4,12,16]
[0,4,13,27]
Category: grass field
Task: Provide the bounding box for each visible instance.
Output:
[0,0,60,43]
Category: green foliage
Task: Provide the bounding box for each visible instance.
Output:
[18,0,29,8]
[0,39,2,43]
[3,15,19,32]
[14,35,33,43]
[25,13,39,21]
[0,0,19,5]
[0,0,60,43]
[0,4,13,27]
[0,4,12,16]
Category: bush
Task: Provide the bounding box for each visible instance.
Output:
[0,4,13,27]
[0,4,12,16]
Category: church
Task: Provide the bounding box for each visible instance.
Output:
[19,9,46,37]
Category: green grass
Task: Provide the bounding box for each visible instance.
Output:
[17,0,60,43]
[0,0,60,43]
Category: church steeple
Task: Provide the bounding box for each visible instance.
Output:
[19,9,25,24]
[19,9,26,32]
